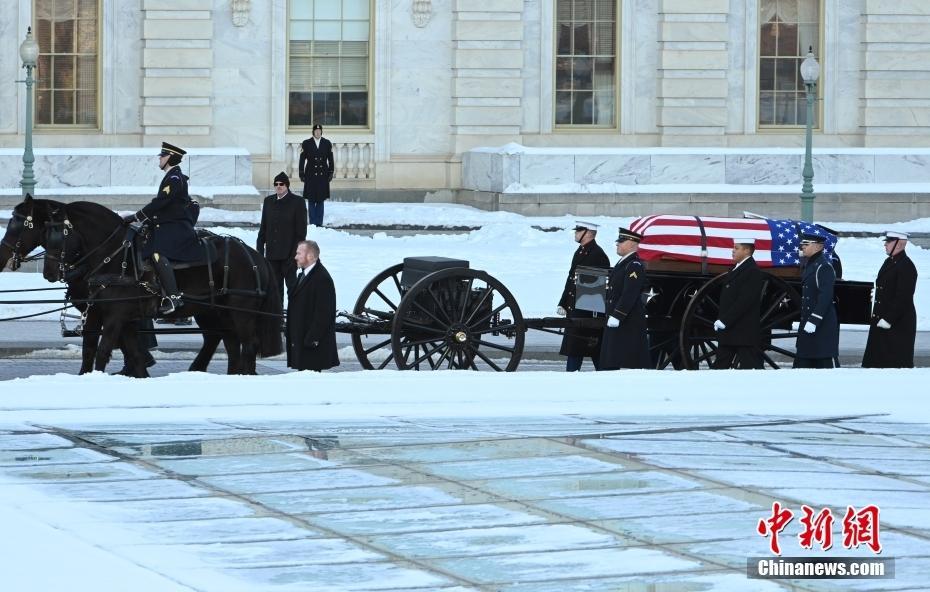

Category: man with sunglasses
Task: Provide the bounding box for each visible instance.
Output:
[257,171,307,301]
[794,231,839,369]
[862,231,918,368]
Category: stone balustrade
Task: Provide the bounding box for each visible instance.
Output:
[285,141,376,182]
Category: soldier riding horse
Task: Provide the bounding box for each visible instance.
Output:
[1,195,283,376]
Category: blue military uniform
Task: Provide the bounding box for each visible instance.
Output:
[794,249,839,367]
[135,164,201,262]
[599,228,650,370]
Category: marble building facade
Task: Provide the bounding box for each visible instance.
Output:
[1,0,930,219]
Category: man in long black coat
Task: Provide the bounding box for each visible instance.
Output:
[599,227,650,370]
[286,240,339,372]
[713,238,764,369]
[298,124,335,227]
[123,142,200,315]
[257,171,307,301]
[794,232,839,369]
[863,231,918,368]
[557,221,610,371]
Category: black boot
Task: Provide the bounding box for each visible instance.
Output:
[152,255,182,315]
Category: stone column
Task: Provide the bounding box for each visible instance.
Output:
[141,0,213,138]
[452,0,524,153]
[862,0,930,145]
[657,0,729,144]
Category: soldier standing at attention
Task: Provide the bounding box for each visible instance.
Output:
[599,227,650,370]
[713,238,764,369]
[557,221,610,371]
[298,123,334,227]
[862,231,918,368]
[794,232,839,368]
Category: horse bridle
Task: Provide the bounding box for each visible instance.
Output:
[0,205,36,271]
[44,212,76,282]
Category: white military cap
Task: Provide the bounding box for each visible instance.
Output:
[733,237,756,245]
[573,221,599,231]
[884,231,909,241]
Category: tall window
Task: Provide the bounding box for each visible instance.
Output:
[34,0,99,127]
[288,0,370,128]
[555,0,617,127]
[759,0,820,127]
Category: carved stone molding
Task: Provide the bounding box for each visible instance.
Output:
[412,0,432,28]
[231,0,250,27]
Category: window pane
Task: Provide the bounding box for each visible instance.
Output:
[315,0,340,19]
[341,56,367,88]
[53,55,74,88]
[76,55,95,89]
[759,91,775,125]
[759,58,775,91]
[314,21,341,41]
[572,57,594,90]
[594,21,614,55]
[555,57,572,90]
[572,91,593,124]
[290,21,313,41]
[594,90,614,125]
[78,0,95,18]
[77,18,95,52]
[312,91,340,125]
[53,0,76,20]
[775,58,798,90]
[343,0,369,20]
[555,91,572,124]
[760,22,777,56]
[798,24,818,56]
[77,90,96,125]
[37,55,52,89]
[341,92,367,125]
[574,0,594,20]
[53,90,74,124]
[53,18,75,53]
[342,21,368,42]
[36,19,52,53]
[594,57,614,91]
[595,0,615,19]
[36,90,52,124]
[290,0,313,19]
[312,57,339,87]
[557,0,571,21]
[557,23,571,55]
[776,22,798,56]
[289,91,312,126]
[572,23,591,55]
[774,93,798,125]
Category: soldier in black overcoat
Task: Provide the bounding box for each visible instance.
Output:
[862,231,919,368]
[286,240,340,372]
[257,171,307,301]
[713,238,764,369]
[123,142,200,314]
[794,232,839,368]
[598,227,650,370]
[298,124,335,227]
[557,221,610,371]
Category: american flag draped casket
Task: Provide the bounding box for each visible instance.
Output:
[628,215,838,268]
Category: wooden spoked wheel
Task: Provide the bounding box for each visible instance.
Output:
[350,264,404,370]
[391,268,526,371]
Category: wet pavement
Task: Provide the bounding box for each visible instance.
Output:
[2,415,929,591]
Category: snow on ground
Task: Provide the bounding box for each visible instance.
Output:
[2,202,926,326]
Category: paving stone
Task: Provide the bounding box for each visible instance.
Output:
[83,516,322,546]
[7,477,208,502]
[200,467,410,495]
[0,446,115,467]
[156,452,336,477]
[0,433,73,450]
[182,562,455,591]
[418,454,629,481]
[356,438,581,464]
[693,470,927,492]
[473,470,704,501]
[254,483,489,515]
[0,460,159,483]
[630,453,856,472]
[587,437,790,457]
[536,490,763,521]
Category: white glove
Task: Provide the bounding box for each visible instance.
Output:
[556,306,567,317]
[713,319,726,331]
[802,322,816,334]
[607,316,620,328]
[876,318,891,329]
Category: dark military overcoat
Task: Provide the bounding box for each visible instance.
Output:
[862,251,918,368]
[716,257,764,347]
[795,250,839,360]
[599,252,651,370]
[137,165,201,261]
[558,240,610,357]
[298,138,335,202]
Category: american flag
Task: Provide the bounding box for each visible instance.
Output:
[629,215,838,268]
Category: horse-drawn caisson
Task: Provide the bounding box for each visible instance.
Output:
[335,215,875,371]
[0,194,283,377]
[2,197,874,374]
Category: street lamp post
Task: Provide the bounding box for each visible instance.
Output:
[18,27,39,198]
[799,47,820,222]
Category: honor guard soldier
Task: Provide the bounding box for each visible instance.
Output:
[123,142,201,315]
[713,238,765,369]
[298,124,335,227]
[862,231,918,368]
[598,227,651,370]
[794,232,839,368]
[557,221,610,371]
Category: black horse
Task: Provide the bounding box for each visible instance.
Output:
[2,196,283,376]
